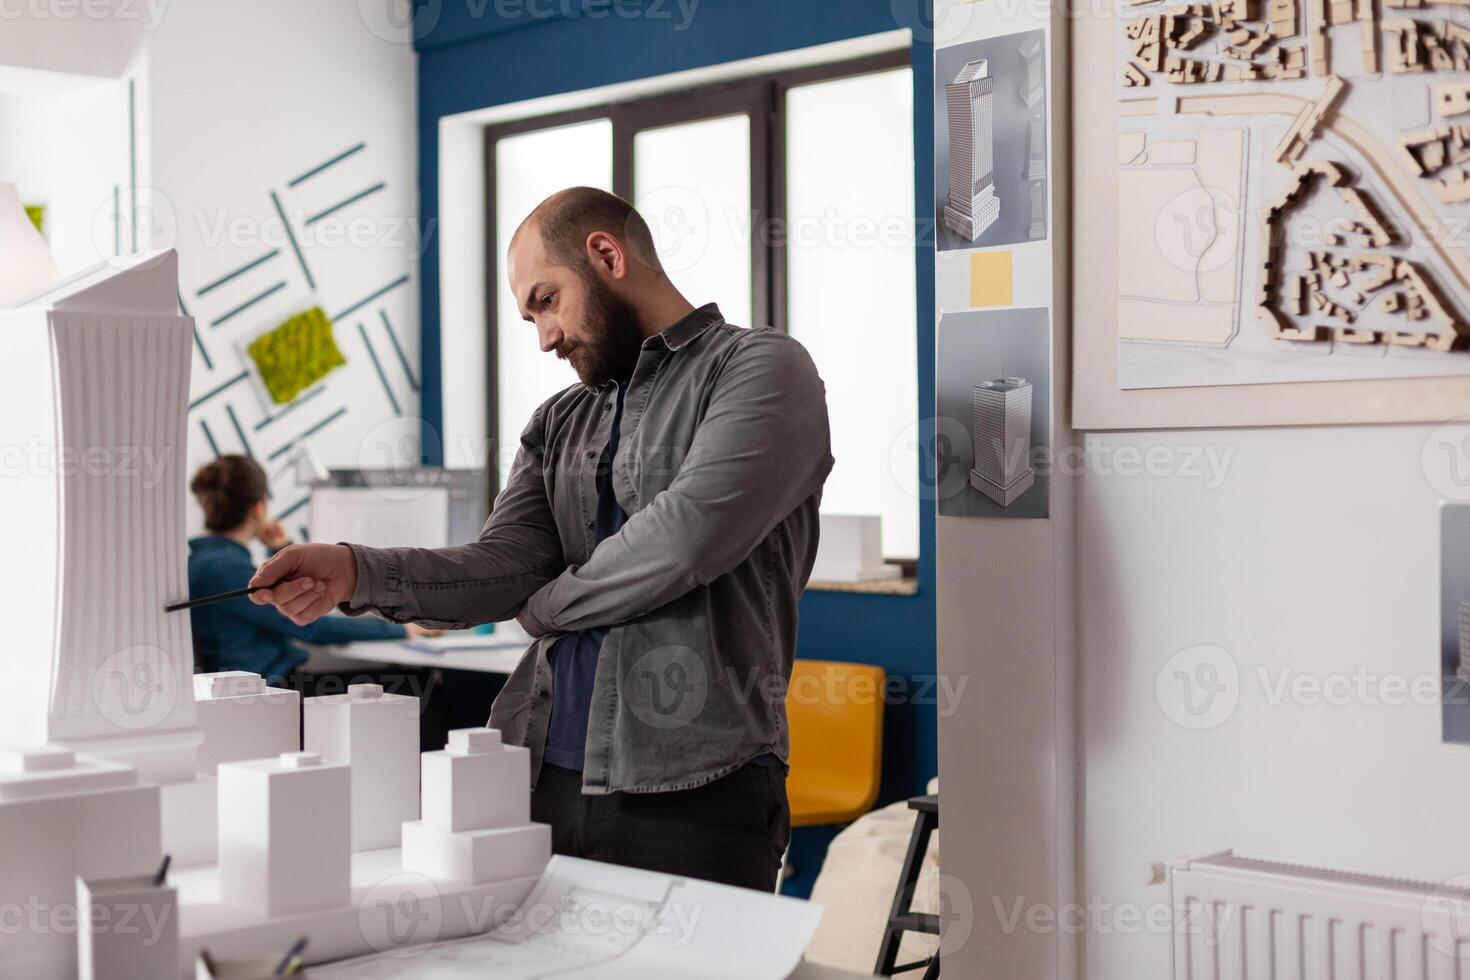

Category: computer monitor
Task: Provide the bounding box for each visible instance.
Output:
[306,468,490,550]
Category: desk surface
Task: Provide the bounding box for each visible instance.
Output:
[319,635,530,674]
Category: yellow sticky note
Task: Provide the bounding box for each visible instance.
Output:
[969,250,1013,308]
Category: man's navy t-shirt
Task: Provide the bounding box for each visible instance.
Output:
[542,381,628,771]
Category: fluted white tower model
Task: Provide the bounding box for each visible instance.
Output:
[943,59,1000,241]
[0,250,201,783]
[969,377,1035,507]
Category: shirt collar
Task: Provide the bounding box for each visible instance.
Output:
[650,303,723,352]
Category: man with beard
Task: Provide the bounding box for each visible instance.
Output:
[249,187,833,891]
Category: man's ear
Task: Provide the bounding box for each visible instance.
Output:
[584,231,626,280]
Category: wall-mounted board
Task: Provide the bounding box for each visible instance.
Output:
[1074,0,1470,427]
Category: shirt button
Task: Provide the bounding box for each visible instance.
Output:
[603,402,612,412]
[586,450,596,459]
[586,520,595,530]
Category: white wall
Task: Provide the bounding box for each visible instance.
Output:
[1,2,422,537]
[1079,423,1465,977]
[140,0,422,535]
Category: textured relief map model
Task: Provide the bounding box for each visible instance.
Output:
[1115,0,1470,387]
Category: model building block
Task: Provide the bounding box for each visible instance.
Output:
[217,752,350,917]
[0,748,162,980]
[1438,84,1470,116]
[75,872,178,980]
[402,726,549,885]
[421,727,531,833]
[194,671,300,776]
[304,682,419,851]
[400,821,552,885]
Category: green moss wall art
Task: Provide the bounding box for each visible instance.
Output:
[24,204,43,233]
[247,305,347,405]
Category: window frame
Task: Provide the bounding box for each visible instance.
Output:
[480,48,914,565]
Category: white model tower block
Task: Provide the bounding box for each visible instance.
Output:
[194,671,300,776]
[304,682,419,851]
[76,872,178,980]
[944,59,1000,241]
[970,377,1036,507]
[0,250,202,784]
[0,747,162,980]
[217,752,350,917]
[402,727,550,884]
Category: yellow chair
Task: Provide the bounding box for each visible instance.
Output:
[785,659,885,827]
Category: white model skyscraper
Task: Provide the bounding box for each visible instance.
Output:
[970,377,1034,507]
[944,58,1000,241]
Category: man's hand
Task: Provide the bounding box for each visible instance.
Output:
[249,543,358,626]
[405,623,443,639]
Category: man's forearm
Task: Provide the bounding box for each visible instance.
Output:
[343,539,564,629]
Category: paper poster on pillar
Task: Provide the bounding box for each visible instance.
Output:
[1440,503,1470,744]
[936,308,1051,519]
[934,28,1048,253]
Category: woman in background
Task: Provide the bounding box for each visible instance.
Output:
[188,455,438,684]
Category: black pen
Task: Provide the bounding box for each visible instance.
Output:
[163,585,266,613]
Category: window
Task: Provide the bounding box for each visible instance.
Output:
[483,50,917,559]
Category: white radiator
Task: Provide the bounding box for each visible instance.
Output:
[1163,851,1470,979]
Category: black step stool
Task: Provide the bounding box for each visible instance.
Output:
[874,793,940,978]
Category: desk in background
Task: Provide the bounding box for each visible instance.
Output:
[305,633,530,675]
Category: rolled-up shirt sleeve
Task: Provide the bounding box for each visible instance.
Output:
[518,330,832,637]
[339,405,567,630]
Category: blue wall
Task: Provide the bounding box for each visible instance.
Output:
[414,0,937,895]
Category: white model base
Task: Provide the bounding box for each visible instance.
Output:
[401,820,552,885]
[174,848,541,977]
[971,466,1035,507]
[160,775,218,868]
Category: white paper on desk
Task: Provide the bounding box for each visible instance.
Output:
[313,855,823,979]
[401,631,514,653]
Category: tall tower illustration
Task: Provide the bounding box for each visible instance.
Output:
[970,377,1035,507]
[943,59,1000,241]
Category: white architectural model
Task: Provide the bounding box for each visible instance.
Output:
[402,727,551,884]
[0,253,551,977]
[194,672,300,776]
[970,378,1035,507]
[77,870,179,980]
[943,59,1001,241]
[305,683,419,851]
[0,747,162,978]
[1,251,201,783]
[218,751,351,916]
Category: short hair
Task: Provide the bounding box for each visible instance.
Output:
[190,455,267,532]
[517,187,664,275]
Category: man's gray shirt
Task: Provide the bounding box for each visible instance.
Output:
[340,304,833,794]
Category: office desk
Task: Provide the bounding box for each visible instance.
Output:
[309,635,530,675]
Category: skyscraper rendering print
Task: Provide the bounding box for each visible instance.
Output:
[969,377,1035,507]
[943,59,1000,242]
